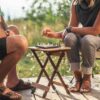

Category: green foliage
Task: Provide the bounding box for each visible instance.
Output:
[26,0,71,26]
[94,60,100,74]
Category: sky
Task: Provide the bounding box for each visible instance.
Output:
[0,0,32,19]
[0,0,62,20]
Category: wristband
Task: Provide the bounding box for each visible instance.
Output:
[66,26,72,33]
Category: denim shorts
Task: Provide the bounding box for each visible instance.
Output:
[0,37,7,60]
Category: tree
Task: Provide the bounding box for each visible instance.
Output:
[26,0,71,26]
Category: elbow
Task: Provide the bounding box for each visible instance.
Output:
[92,27,100,35]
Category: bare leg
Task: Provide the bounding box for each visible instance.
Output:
[0,35,27,99]
[6,26,32,91]
[7,66,19,88]
[0,35,28,82]
[6,25,21,88]
[0,47,24,82]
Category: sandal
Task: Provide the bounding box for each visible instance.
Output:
[0,86,22,100]
[69,71,82,92]
[69,81,82,92]
[80,74,91,93]
[10,79,33,91]
[80,80,91,93]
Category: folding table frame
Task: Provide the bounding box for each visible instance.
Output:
[29,46,71,98]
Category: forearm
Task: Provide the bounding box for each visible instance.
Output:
[71,26,100,36]
[48,31,62,39]
[56,31,64,38]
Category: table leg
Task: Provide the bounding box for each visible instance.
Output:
[32,51,49,83]
[43,52,70,97]
[49,52,70,94]
[42,52,63,97]
[32,51,58,95]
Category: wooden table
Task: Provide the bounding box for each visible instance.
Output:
[29,46,71,98]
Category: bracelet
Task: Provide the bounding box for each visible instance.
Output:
[62,26,72,39]
[66,26,72,33]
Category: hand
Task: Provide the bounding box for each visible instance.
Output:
[42,27,60,38]
[6,30,15,36]
[42,27,52,37]
[44,31,56,38]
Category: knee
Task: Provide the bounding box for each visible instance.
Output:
[14,35,28,53]
[8,25,19,35]
[64,33,77,46]
[81,35,96,47]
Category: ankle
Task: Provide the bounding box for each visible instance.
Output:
[6,80,19,88]
[83,74,91,81]
[74,71,82,81]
